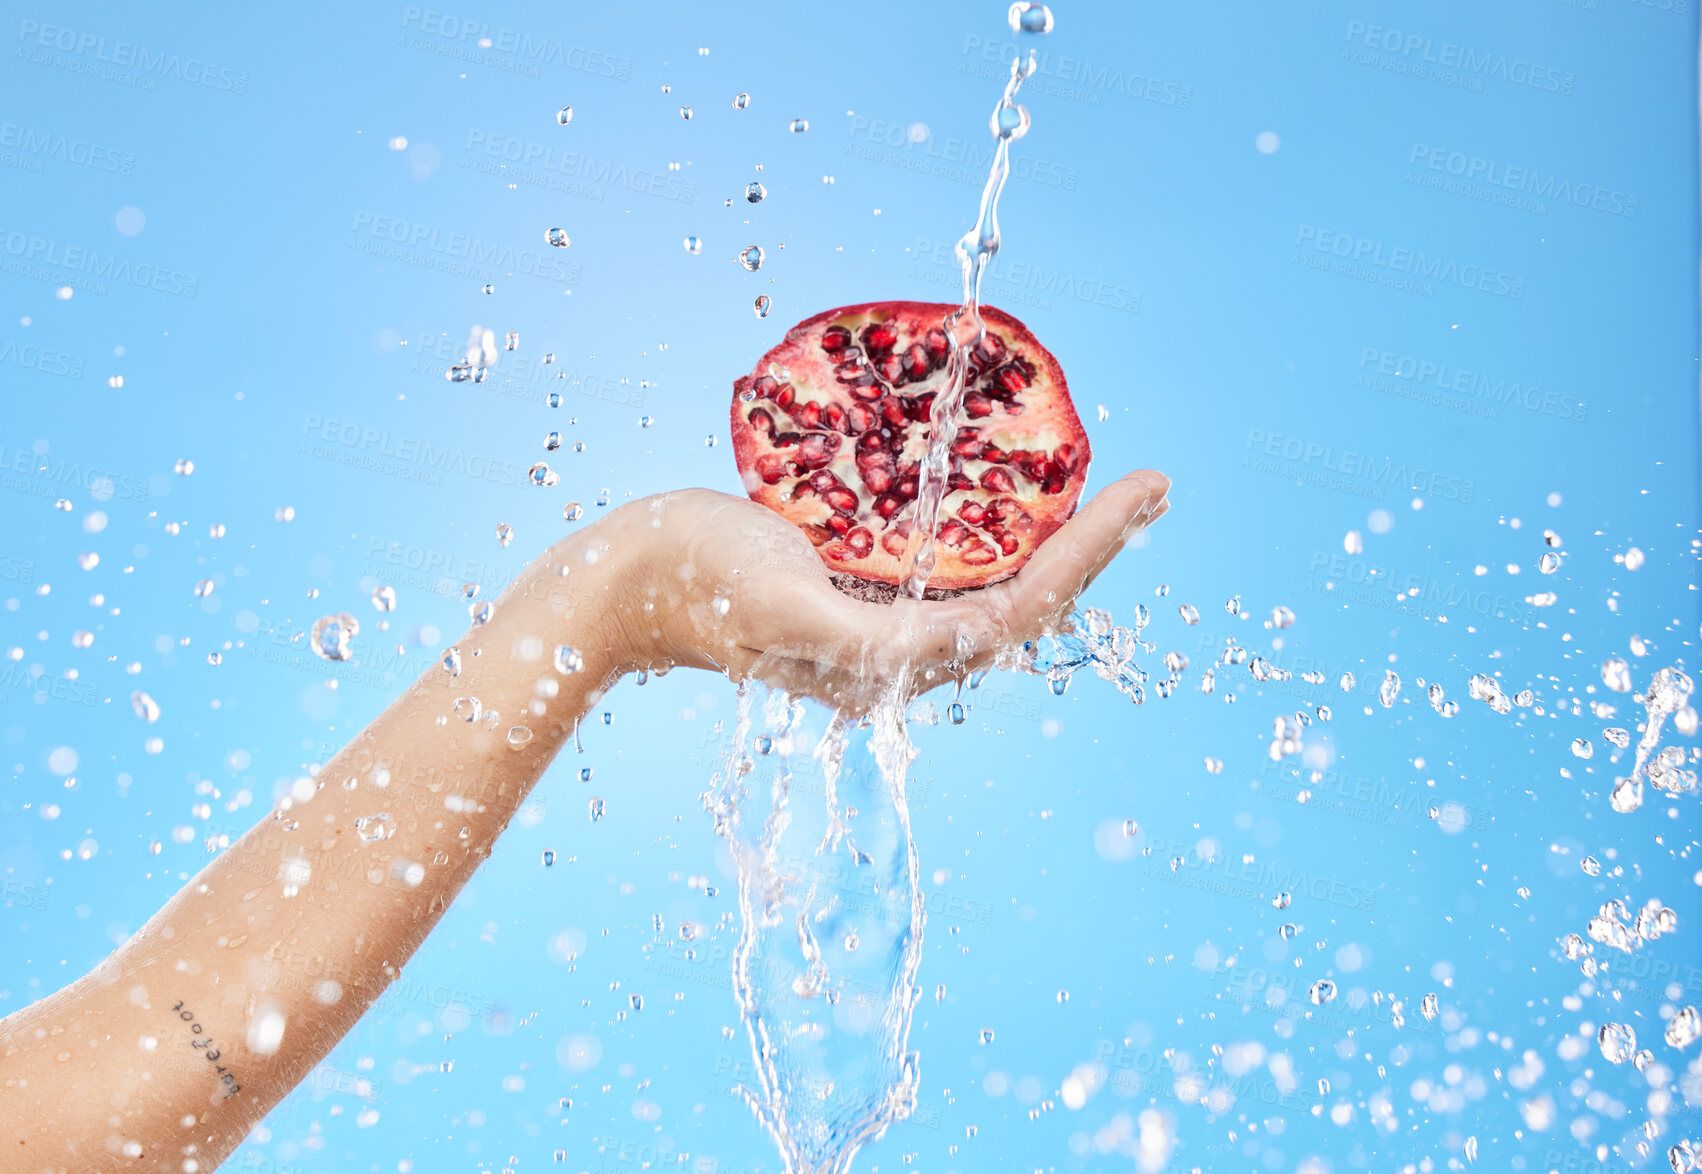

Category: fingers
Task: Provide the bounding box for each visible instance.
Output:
[990,469,1170,638]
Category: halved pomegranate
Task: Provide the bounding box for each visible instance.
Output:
[730,301,1092,591]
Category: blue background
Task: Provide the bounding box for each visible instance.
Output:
[2,1,1699,1171]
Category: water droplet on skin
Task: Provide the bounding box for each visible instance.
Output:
[754,294,772,318]
[469,601,494,626]
[683,236,702,254]
[546,227,571,248]
[507,726,534,749]
[555,646,584,674]
[737,245,765,271]
[556,106,573,125]
[745,181,766,203]
[310,613,359,661]
[1008,2,1055,33]
[588,796,605,822]
[441,647,462,677]
[354,813,396,842]
[453,697,482,723]
[789,118,809,133]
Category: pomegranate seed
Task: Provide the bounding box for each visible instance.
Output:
[797,434,840,469]
[947,471,976,492]
[756,455,786,484]
[824,487,859,512]
[809,469,840,492]
[775,385,796,411]
[902,343,930,381]
[937,521,969,547]
[857,431,886,453]
[802,524,832,546]
[877,353,905,384]
[880,530,910,558]
[993,530,1019,556]
[751,374,779,397]
[796,401,821,429]
[771,430,802,448]
[924,327,951,360]
[980,467,1016,494]
[861,460,896,494]
[848,404,878,433]
[844,527,874,557]
[958,501,988,526]
[860,322,899,353]
[1053,443,1078,473]
[873,492,904,520]
[905,393,934,422]
[959,539,997,565]
[791,478,817,500]
[964,392,993,418]
[991,363,1030,397]
[981,444,1008,463]
[834,360,867,383]
[1043,473,1068,495]
[748,407,776,435]
[974,332,1006,366]
[820,325,853,353]
[825,513,853,536]
[879,397,909,427]
[898,472,919,499]
[824,403,849,433]
[849,382,885,402]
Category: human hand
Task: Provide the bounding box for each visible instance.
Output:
[599,470,1170,709]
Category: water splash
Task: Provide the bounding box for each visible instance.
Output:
[896,47,1041,601]
[703,676,927,1174]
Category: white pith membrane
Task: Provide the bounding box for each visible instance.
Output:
[731,302,1090,591]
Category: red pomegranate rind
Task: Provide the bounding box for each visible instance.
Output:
[730,301,1091,591]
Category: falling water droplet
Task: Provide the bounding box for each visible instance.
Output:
[131,691,160,723]
[1308,979,1336,1005]
[1420,992,1439,1021]
[1007,2,1055,33]
[556,106,573,125]
[1178,604,1200,625]
[528,462,559,488]
[733,92,750,109]
[737,245,765,271]
[546,227,571,248]
[683,236,702,254]
[310,613,359,662]
[745,181,766,203]
[371,585,396,612]
[789,118,809,133]
[753,294,771,318]
[588,797,605,822]
[563,502,584,522]
[1379,670,1401,708]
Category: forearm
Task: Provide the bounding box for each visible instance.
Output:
[0,523,642,1171]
